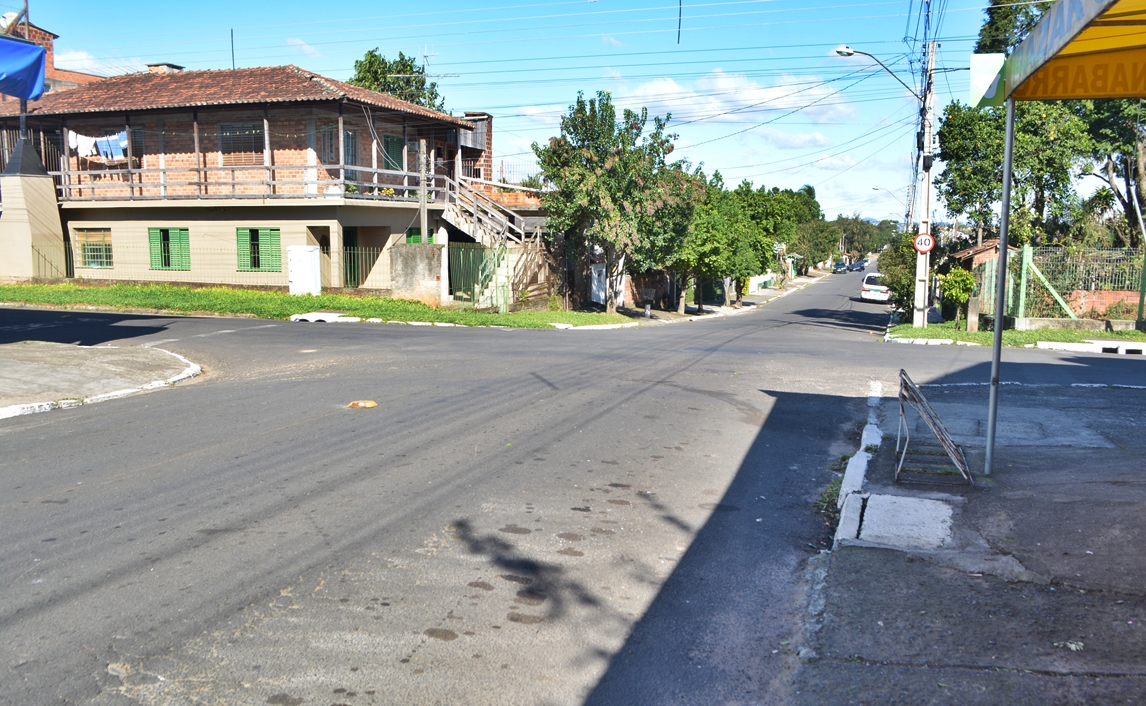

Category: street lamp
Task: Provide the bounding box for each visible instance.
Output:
[873,186,911,233]
[840,44,936,328]
[835,46,920,99]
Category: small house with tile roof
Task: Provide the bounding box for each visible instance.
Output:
[0,64,544,305]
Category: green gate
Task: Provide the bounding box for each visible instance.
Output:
[449,242,492,305]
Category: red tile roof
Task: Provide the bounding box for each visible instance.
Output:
[950,240,1018,261]
[0,65,472,129]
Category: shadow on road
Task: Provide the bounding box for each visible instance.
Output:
[0,308,173,346]
[787,306,887,335]
[581,389,855,705]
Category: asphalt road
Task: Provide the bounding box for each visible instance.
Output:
[2,270,1139,705]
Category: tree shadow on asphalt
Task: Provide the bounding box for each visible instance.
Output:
[787,306,888,334]
[451,518,604,622]
[0,308,173,346]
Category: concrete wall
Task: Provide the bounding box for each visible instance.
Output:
[0,174,66,282]
[57,202,433,289]
[985,315,1143,332]
[390,243,444,305]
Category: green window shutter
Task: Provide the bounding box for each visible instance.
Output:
[383,135,403,171]
[148,228,163,270]
[263,228,282,271]
[406,227,421,244]
[236,228,252,271]
[174,228,191,270]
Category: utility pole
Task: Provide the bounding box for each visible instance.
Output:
[418,138,428,242]
[913,40,936,328]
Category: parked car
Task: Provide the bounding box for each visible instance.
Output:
[832,262,849,274]
[860,272,890,302]
[847,261,866,272]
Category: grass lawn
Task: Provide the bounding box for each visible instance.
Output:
[0,283,632,329]
[890,319,1146,347]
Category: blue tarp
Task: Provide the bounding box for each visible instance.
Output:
[0,34,45,101]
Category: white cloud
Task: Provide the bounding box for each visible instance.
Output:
[756,126,830,149]
[809,153,857,170]
[614,70,855,126]
[287,38,321,58]
[600,35,625,48]
[54,49,145,77]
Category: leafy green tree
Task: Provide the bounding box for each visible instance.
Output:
[941,267,976,330]
[791,220,840,272]
[937,100,1087,245]
[936,102,1003,244]
[1077,99,1146,247]
[533,91,693,313]
[1013,102,1089,239]
[974,0,1052,54]
[876,234,919,312]
[349,50,446,111]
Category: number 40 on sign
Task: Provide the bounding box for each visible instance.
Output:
[913,234,934,254]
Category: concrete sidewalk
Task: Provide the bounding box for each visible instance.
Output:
[0,340,199,418]
[798,383,1146,704]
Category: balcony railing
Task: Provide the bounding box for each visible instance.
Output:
[48,163,451,204]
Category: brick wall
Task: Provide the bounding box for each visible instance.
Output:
[463,112,494,193]
[61,109,421,199]
[1068,289,1141,316]
[10,23,102,91]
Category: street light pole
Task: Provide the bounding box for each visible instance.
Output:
[839,43,934,328]
[873,186,910,233]
[915,41,936,328]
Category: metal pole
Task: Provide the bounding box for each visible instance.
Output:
[985,97,1016,476]
[1131,174,1146,323]
[418,138,428,242]
[914,41,935,328]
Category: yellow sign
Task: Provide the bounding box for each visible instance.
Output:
[1007,0,1118,97]
[1012,46,1146,99]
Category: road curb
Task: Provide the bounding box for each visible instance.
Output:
[0,346,201,421]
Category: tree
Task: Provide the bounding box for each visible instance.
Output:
[937,100,1087,245]
[936,102,1003,245]
[876,234,919,313]
[941,267,976,330]
[349,50,445,111]
[791,220,840,272]
[975,0,1053,55]
[533,91,693,313]
[1078,99,1146,247]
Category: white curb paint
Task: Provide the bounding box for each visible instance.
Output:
[568,322,639,330]
[834,492,865,546]
[290,311,349,323]
[835,380,884,510]
[0,401,58,420]
[838,451,870,507]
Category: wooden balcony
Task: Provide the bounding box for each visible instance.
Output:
[49,163,450,204]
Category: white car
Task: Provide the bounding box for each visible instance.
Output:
[860,272,890,302]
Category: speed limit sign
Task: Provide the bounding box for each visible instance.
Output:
[913,233,935,254]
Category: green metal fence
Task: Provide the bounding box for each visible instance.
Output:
[342,247,382,288]
[449,242,492,306]
[973,246,1143,319]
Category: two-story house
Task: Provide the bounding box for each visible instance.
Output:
[0,62,543,306]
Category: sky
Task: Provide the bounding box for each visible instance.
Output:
[22,0,994,222]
